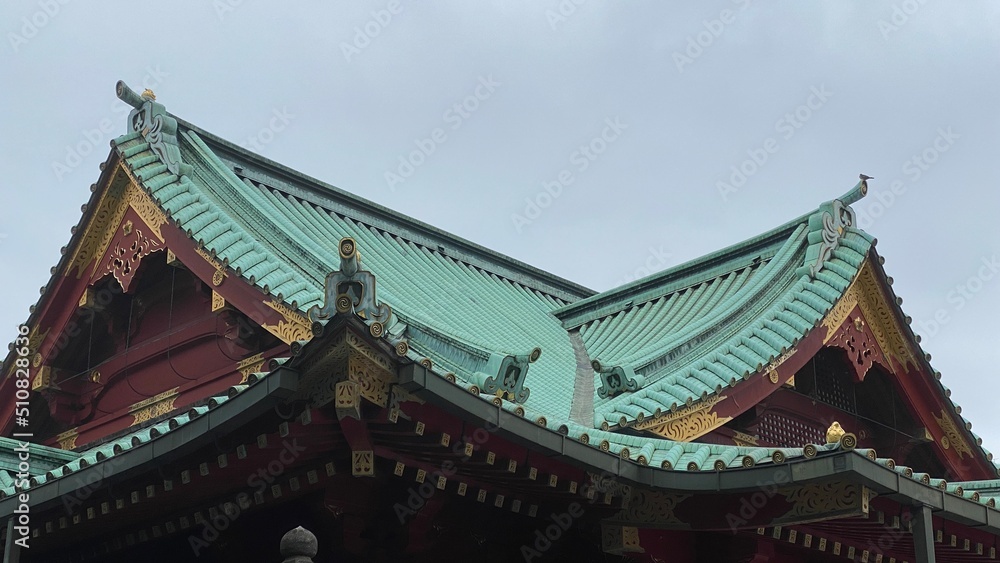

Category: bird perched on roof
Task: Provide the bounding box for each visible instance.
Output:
[859,174,874,181]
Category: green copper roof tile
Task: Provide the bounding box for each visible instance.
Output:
[0,374,266,499]
[107,99,995,476]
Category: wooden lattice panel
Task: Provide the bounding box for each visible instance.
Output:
[757,411,826,448]
[813,360,856,414]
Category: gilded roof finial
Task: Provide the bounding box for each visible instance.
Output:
[826,421,845,444]
[141,88,156,101]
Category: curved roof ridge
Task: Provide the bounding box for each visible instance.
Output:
[170,115,593,303]
[593,227,873,426]
[557,178,871,329]
[555,217,805,328]
[621,223,809,373]
[180,130,337,291]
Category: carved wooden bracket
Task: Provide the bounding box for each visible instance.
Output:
[295,327,396,409]
[825,312,887,382]
[102,219,163,293]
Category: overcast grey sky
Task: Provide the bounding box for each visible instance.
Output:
[2,2,998,451]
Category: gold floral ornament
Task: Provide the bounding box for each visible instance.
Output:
[826,421,845,444]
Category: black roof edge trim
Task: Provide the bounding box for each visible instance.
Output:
[0,366,299,516]
[399,363,1000,534]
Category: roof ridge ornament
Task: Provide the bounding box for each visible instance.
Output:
[480,347,540,404]
[592,360,643,399]
[308,237,395,326]
[115,80,192,177]
[807,176,869,278]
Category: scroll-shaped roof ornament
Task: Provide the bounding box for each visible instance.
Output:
[308,237,394,325]
[592,360,643,399]
[473,347,541,404]
[807,177,868,278]
[116,81,191,177]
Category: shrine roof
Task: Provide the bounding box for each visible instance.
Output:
[3,82,991,483]
[0,361,996,521]
[0,438,79,490]
[101,82,875,427]
[554,190,875,428]
[0,368,296,508]
[104,83,988,456]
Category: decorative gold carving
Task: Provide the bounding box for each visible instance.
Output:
[826,311,885,381]
[89,370,101,384]
[67,168,167,280]
[782,482,869,521]
[194,246,223,271]
[621,527,641,551]
[261,300,312,344]
[823,260,918,372]
[763,348,796,384]
[77,287,106,312]
[67,171,129,278]
[352,450,374,476]
[611,490,691,527]
[294,328,396,408]
[237,353,264,385]
[933,409,972,459]
[634,395,731,442]
[119,167,168,241]
[732,431,759,447]
[31,366,53,391]
[166,248,180,266]
[128,387,180,426]
[104,226,163,292]
[348,348,393,407]
[294,333,349,405]
[55,428,79,450]
[212,268,226,287]
[7,326,50,379]
[822,291,858,341]
[335,381,362,419]
[602,524,644,555]
[336,380,360,408]
[211,290,225,312]
[826,421,845,444]
[345,330,393,373]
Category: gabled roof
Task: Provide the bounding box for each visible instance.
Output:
[561,188,874,428]
[106,82,876,429]
[3,82,993,482]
